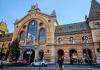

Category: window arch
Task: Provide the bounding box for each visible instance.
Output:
[82,36,88,43]
[69,37,75,44]
[27,20,37,45]
[96,22,100,28]
[19,31,25,45]
[20,31,25,41]
[58,38,63,44]
[39,28,46,43]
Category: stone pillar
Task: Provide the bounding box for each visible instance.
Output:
[18,48,23,60]
[35,49,38,61]
[94,43,100,64]
[51,46,56,63]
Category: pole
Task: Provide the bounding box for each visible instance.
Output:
[29,48,31,64]
[0,43,3,69]
[0,30,5,68]
[84,32,90,64]
[39,60,41,70]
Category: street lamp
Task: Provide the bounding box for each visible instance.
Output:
[0,30,5,68]
[29,48,32,64]
[0,37,5,68]
[83,32,90,64]
[0,43,4,68]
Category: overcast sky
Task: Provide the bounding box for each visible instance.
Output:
[0,0,100,32]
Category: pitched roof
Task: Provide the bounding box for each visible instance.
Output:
[89,0,100,18]
[55,21,90,33]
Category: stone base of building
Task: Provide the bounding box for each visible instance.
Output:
[96,57,100,64]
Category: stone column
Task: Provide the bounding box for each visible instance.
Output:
[35,48,38,61]
[18,48,23,60]
[94,43,100,64]
[51,46,56,63]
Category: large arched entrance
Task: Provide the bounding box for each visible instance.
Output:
[83,48,92,64]
[69,49,78,64]
[38,50,44,60]
[23,49,35,63]
[57,49,64,63]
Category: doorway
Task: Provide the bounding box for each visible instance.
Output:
[38,50,44,60]
[23,49,35,63]
[69,49,78,64]
[83,48,92,64]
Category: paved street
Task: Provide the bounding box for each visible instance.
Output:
[0,64,100,70]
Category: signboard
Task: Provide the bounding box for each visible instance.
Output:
[27,51,32,54]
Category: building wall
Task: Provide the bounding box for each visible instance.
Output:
[13,9,58,63]
[55,31,96,63]
[12,3,100,64]
[88,20,100,63]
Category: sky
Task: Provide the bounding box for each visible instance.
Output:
[0,0,100,32]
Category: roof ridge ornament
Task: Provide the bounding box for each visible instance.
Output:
[50,10,56,17]
[30,3,40,11]
[14,19,19,24]
[85,15,87,20]
[28,3,40,14]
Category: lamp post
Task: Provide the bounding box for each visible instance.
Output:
[83,32,90,64]
[29,48,32,64]
[0,43,4,69]
[0,34,5,69]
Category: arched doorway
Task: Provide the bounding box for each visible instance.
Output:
[23,49,35,63]
[57,49,64,62]
[83,48,92,64]
[38,50,44,60]
[69,49,78,64]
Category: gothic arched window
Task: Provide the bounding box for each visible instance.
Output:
[19,31,25,45]
[27,20,37,45]
[58,38,63,44]
[20,31,25,41]
[39,28,46,43]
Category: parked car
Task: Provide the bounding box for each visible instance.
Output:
[30,60,48,66]
[12,59,29,66]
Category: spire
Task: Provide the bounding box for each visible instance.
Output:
[14,19,19,24]
[50,10,56,17]
[0,20,6,24]
[89,0,100,18]
[85,15,87,20]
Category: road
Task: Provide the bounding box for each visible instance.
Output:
[0,64,100,70]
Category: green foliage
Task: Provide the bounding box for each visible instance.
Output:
[9,39,20,61]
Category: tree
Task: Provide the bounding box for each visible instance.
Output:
[9,39,20,61]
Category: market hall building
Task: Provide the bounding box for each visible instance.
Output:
[12,0,100,64]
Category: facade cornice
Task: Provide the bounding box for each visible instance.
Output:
[55,30,91,36]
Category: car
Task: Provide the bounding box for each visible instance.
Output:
[12,59,29,66]
[30,60,48,66]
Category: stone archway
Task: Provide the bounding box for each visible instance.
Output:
[83,48,92,64]
[57,49,64,62]
[38,50,44,60]
[69,49,78,64]
[23,49,35,63]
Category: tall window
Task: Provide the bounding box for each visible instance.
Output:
[27,20,37,45]
[39,28,46,43]
[69,37,75,44]
[58,38,63,44]
[19,31,25,45]
[96,22,100,28]
[82,36,88,43]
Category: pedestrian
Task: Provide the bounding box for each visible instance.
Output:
[80,59,83,64]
